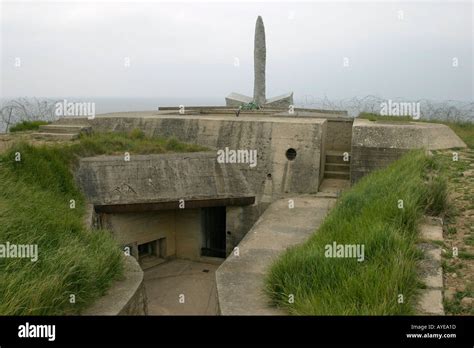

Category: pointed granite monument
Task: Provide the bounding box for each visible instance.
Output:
[226,16,294,108]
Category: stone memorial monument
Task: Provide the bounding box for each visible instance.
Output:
[226,16,294,108]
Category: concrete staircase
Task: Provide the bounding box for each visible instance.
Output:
[324,150,350,180]
[32,124,92,141]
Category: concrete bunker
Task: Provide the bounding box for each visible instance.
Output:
[66,107,466,315]
[76,152,256,267]
[94,198,253,267]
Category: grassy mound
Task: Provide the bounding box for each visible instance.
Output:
[265,150,446,315]
[0,131,205,315]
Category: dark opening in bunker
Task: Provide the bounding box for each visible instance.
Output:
[138,241,155,258]
[138,238,166,267]
[286,148,297,161]
[201,206,226,258]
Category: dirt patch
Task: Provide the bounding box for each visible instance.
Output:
[438,148,474,315]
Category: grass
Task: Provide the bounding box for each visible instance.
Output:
[358,112,413,123]
[265,150,447,315]
[0,130,206,315]
[465,235,474,246]
[9,120,50,132]
[444,288,474,315]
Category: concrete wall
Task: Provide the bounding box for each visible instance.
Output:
[67,114,327,203]
[350,146,409,183]
[69,114,327,253]
[76,152,253,206]
[101,205,257,262]
[269,112,352,151]
[326,119,353,151]
[175,209,202,260]
[226,204,267,255]
[350,118,467,183]
[100,209,203,261]
[82,256,147,315]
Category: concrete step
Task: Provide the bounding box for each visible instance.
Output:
[324,171,350,180]
[326,150,350,164]
[325,163,350,172]
[31,132,79,141]
[39,124,91,134]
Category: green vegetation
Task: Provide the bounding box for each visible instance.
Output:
[444,288,474,315]
[0,131,206,315]
[129,128,145,140]
[71,130,206,156]
[265,150,448,315]
[433,146,473,315]
[240,102,260,110]
[358,112,413,123]
[10,120,50,132]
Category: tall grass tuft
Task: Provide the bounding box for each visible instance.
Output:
[9,120,50,132]
[0,132,206,315]
[265,150,448,315]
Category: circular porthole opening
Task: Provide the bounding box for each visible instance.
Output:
[285,148,297,161]
[267,173,272,180]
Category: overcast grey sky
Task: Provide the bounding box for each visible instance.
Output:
[1,0,472,101]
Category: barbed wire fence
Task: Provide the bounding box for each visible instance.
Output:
[0,96,473,133]
[0,98,60,133]
[297,95,474,123]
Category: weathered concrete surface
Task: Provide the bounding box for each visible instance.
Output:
[274,109,348,116]
[216,195,336,315]
[101,209,205,262]
[417,290,444,315]
[326,119,353,151]
[144,259,219,315]
[351,118,466,183]
[225,93,253,107]
[82,255,147,315]
[265,92,294,109]
[416,216,444,315]
[65,114,327,203]
[352,118,466,150]
[32,124,91,141]
[271,114,353,151]
[70,115,327,254]
[317,178,350,198]
[76,152,253,206]
[420,223,443,241]
[418,243,443,289]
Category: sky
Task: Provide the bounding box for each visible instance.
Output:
[0,0,473,102]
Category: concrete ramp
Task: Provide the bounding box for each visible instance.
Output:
[216,195,337,315]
